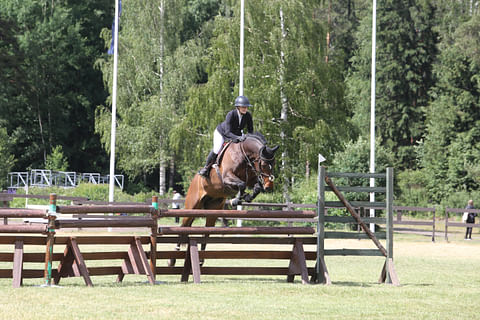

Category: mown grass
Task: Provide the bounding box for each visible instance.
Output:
[1,232,480,320]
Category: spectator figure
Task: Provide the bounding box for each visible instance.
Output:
[172,190,182,223]
[464,199,477,240]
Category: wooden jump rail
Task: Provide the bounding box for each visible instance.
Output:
[153,208,317,284]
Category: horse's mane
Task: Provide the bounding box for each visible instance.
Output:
[245,131,267,145]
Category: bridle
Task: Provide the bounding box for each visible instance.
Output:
[240,142,275,189]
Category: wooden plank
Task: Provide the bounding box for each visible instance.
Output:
[0,225,47,234]
[324,216,385,224]
[325,201,386,208]
[15,269,45,278]
[327,172,386,179]
[86,267,123,276]
[394,221,434,226]
[56,236,147,245]
[56,205,153,214]
[155,236,317,245]
[159,226,315,235]
[12,239,24,288]
[447,222,480,228]
[394,206,435,212]
[325,186,386,193]
[134,238,155,284]
[55,244,77,284]
[155,250,317,260]
[69,238,93,287]
[287,240,309,284]
[446,207,480,214]
[154,266,317,276]
[57,219,154,228]
[189,241,201,284]
[325,231,386,240]
[325,249,384,256]
[0,236,46,245]
[0,208,47,218]
[387,258,400,286]
[0,269,13,278]
[161,209,315,219]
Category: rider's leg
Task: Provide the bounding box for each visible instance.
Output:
[199,129,223,177]
[198,151,217,177]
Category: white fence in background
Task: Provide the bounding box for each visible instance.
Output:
[7,170,124,190]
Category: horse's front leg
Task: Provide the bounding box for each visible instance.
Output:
[223,173,247,206]
[243,182,264,203]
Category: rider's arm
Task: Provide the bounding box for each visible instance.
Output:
[222,111,243,141]
[245,112,253,134]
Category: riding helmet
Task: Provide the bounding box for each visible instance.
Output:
[234,95,252,107]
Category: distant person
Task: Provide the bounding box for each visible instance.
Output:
[464,199,477,240]
[171,190,182,223]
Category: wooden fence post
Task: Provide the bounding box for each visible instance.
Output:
[44,193,57,286]
[315,164,330,284]
[150,195,158,281]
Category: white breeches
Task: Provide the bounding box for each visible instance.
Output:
[213,129,224,154]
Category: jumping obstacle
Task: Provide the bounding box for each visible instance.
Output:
[315,165,399,286]
[0,170,399,287]
[158,208,316,284]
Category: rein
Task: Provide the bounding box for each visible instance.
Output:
[240,142,275,187]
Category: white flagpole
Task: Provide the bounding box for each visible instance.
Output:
[239,0,245,96]
[237,0,245,227]
[109,0,119,203]
[369,0,377,232]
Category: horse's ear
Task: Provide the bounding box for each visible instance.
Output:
[269,145,279,154]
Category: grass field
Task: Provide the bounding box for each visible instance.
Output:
[1,231,480,320]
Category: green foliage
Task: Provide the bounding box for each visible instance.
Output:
[329,136,395,201]
[396,169,430,207]
[0,0,110,172]
[0,127,15,189]
[418,13,480,203]
[45,146,69,172]
[346,0,438,169]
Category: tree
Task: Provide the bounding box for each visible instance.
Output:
[45,145,69,172]
[96,0,220,192]
[346,0,438,169]
[170,0,356,194]
[418,13,480,202]
[0,0,111,172]
[0,127,15,189]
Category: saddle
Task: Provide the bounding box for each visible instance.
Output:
[214,141,233,167]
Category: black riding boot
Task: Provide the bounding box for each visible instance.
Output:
[198,151,217,177]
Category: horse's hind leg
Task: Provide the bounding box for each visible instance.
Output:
[168,216,195,267]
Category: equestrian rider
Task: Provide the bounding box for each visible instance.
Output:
[198,95,254,177]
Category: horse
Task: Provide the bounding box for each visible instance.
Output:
[168,132,279,266]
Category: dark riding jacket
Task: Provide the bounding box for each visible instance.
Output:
[216,109,253,142]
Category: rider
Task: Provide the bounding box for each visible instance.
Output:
[198,95,254,177]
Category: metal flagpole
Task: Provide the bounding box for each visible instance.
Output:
[239,0,245,96]
[369,0,377,232]
[109,0,120,203]
[237,0,245,227]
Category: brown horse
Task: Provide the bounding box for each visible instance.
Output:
[169,132,279,266]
